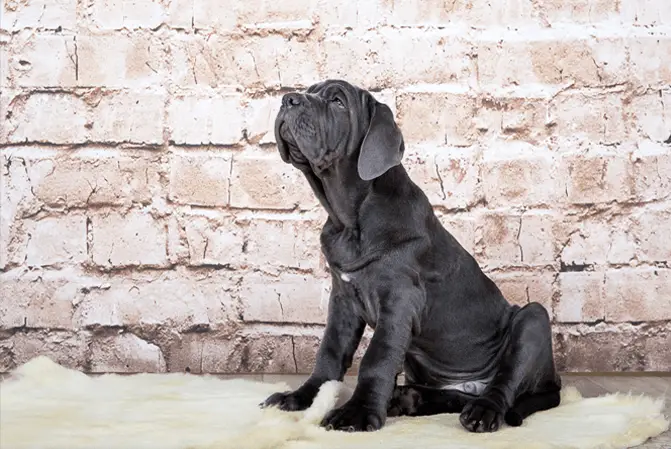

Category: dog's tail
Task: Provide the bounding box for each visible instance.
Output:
[504,389,561,426]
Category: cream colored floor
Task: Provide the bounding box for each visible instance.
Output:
[219,373,671,449]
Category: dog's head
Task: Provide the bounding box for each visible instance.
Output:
[275,80,404,181]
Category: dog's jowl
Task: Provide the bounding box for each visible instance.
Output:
[260,80,562,433]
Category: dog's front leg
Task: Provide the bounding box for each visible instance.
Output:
[320,285,421,432]
[261,288,365,412]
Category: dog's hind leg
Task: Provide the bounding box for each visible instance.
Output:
[504,388,561,426]
[459,302,561,432]
[387,385,473,417]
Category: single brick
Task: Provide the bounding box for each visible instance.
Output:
[629,36,671,87]
[5,92,88,144]
[90,331,166,373]
[535,0,619,23]
[169,151,232,207]
[25,149,163,207]
[89,0,168,29]
[397,91,477,146]
[322,30,474,89]
[243,219,321,271]
[554,327,642,372]
[0,0,77,30]
[626,91,671,143]
[631,141,671,202]
[168,93,244,145]
[561,151,634,205]
[478,212,522,267]
[482,144,561,207]
[405,148,482,209]
[75,275,238,332]
[437,213,477,255]
[240,272,327,324]
[489,271,555,314]
[89,89,165,144]
[171,34,320,88]
[631,207,671,262]
[556,272,605,323]
[559,216,636,266]
[0,270,83,329]
[77,35,166,88]
[6,330,89,372]
[549,93,627,145]
[642,330,671,371]
[518,212,558,266]
[90,210,168,268]
[8,34,77,87]
[605,268,671,322]
[478,38,626,87]
[621,0,671,26]
[182,213,245,266]
[202,333,296,374]
[229,153,317,210]
[25,214,87,266]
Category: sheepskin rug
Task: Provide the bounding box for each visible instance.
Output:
[1,357,668,449]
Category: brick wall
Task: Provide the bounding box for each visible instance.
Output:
[1,0,670,374]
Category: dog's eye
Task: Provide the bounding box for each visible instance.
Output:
[331,97,345,108]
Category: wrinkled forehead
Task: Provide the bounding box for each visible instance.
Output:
[306,80,364,104]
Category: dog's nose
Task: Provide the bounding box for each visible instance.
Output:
[282,93,302,108]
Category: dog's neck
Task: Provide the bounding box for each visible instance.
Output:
[306,164,407,231]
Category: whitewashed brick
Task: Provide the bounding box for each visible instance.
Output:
[557,272,605,323]
[437,214,476,255]
[478,212,522,266]
[1,0,77,30]
[397,91,477,146]
[240,272,326,324]
[5,92,88,144]
[182,214,245,266]
[76,276,237,331]
[169,151,231,207]
[561,151,634,204]
[605,268,671,322]
[0,270,82,329]
[489,271,554,313]
[8,34,77,87]
[78,35,166,88]
[550,93,627,145]
[560,215,637,266]
[25,150,163,207]
[91,211,168,267]
[631,207,671,262]
[168,94,243,145]
[25,214,87,266]
[89,0,168,29]
[88,90,165,144]
[90,332,166,373]
[229,153,318,210]
[519,212,557,265]
[482,144,561,207]
[322,30,473,89]
[243,219,321,271]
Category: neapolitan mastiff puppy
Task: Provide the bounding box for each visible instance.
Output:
[261,79,562,433]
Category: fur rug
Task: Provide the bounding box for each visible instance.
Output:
[1,357,668,449]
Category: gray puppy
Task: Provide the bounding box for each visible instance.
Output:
[261,80,562,433]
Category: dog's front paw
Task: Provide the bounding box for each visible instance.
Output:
[320,397,385,432]
[260,389,315,412]
[459,397,505,433]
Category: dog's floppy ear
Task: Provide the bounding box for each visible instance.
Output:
[357,99,404,181]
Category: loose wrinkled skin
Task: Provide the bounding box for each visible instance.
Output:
[260,80,562,433]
